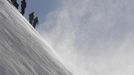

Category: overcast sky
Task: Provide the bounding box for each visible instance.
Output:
[20,0,134,75]
[18,0,58,23]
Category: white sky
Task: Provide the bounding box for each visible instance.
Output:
[38,0,134,75]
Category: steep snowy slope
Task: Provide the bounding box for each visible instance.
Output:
[0,0,72,75]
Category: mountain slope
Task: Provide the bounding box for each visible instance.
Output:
[0,0,72,75]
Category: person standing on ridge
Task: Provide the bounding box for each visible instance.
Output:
[33,16,39,28]
[21,0,27,15]
[11,0,19,9]
[29,12,34,25]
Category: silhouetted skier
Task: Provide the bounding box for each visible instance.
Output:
[33,17,39,28]
[11,0,19,9]
[21,0,27,15]
[29,12,34,25]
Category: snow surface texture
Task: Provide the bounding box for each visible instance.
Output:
[0,0,72,75]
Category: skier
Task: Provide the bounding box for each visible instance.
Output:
[21,0,27,15]
[33,17,39,28]
[11,0,19,9]
[29,12,34,25]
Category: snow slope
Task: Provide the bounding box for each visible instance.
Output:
[0,0,72,75]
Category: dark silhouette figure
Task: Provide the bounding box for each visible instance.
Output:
[29,12,34,25]
[11,0,19,9]
[21,0,27,15]
[33,17,39,28]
